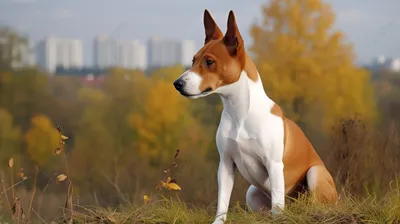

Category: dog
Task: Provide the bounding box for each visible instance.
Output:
[173,9,338,224]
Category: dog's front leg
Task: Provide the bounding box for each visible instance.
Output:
[267,161,285,214]
[212,156,235,224]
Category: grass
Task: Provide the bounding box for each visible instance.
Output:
[2,124,400,223]
[71,187,400,224]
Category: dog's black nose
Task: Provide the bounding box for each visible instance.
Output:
[173,79,185,90]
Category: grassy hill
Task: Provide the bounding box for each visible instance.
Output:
[71,188,400,224]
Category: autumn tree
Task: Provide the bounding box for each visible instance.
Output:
[251,0,376,131]
[129,78,211,166]
[0,69,53,130]
[151,65,185,82]
[70,71,149,196]
[0,108,21,165]
[24,114,59,167]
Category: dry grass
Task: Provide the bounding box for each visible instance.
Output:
[2,119,400,223]
[70,186,400,224]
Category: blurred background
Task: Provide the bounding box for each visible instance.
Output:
[1,0,400,221]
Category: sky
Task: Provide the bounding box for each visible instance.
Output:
[0,0,399,66]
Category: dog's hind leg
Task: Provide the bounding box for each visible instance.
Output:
[306,165,339,203]
[246,185,271,212]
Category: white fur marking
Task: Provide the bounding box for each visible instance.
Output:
[175,70,203,96]
[212,70,286,223]
[306,166,318,190]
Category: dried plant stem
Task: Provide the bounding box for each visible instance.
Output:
[65,182,73,224]
[1,171,11,211]
[37,172,57,215]
[102,172,130,204]
[62,140,73,223]
[145,149,180,203]
[0,178,30,195]
[10,165,14,200]
[62,149,70,177]
[31,208,47,224]
[27,165,39,223]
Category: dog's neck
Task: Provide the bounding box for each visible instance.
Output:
[216,70,271,127]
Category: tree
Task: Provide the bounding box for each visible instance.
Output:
[24,114,59,167]
[128,78,211,166]
[0,69,53,130]
[0,27,30,71]
[151,65,185,82]
[251,0,376,131]
[0,108,21,165]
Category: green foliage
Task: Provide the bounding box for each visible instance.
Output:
[0,69,52,130]
[0,108,21,165]
[0,27,29,71]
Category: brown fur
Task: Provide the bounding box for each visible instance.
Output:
[271,104,338,203]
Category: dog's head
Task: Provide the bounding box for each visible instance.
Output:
[173,10,247,99]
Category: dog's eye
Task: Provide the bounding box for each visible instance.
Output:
[206,59,214,66]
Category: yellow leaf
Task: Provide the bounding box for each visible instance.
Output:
[55,148,62,155]
[8,158,14,168]
[166,182,181,191]
[56,174,67,183]
[143,195,150,204]
[61,135,69,140]
[17,172,24,180]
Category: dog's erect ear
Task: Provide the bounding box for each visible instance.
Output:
[204,9,223,45]
[223,10,244,56]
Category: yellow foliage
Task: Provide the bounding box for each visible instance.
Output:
[24,114,60,166]
[143,195,150,204]
[56,174,68,183]
[8,157,14,168]
[163,177,181,191]
[151,65,185,82]
[251,0,376,131]
[129,78,210,164]
[129,80,189,160]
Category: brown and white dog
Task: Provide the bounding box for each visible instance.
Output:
[173,9,338,224]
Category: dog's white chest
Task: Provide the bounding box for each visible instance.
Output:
[231,137,270,190]
[217,112,283,191]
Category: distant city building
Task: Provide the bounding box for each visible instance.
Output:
[180,40,196,67]
[93,35,147,70]
[36,36,83,73]
[93,35,118,69]
[371,55,400,72]
[389,59,400,72]
[117,40,147,70]
[147,37,180,68]
[147,37,196,68]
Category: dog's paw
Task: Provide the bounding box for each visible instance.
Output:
[271,207,283,216]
